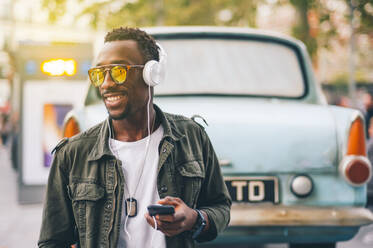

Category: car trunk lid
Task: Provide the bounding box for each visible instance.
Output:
[156,97,338,174]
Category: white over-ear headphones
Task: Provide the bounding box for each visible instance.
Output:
[143,42,167,87]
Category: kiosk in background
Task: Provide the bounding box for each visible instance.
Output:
[14,42,92,204]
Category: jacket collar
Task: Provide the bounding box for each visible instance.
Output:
[154,104,185,142]
[87,118,114,162]
[87,104,184,162]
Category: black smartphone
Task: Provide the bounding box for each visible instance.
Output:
[147,204,175,216]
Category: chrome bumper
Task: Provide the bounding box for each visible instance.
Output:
[230,204,373,226]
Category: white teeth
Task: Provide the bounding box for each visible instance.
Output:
[106,95,122,102]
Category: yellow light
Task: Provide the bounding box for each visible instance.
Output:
[64,59,77,76]
[41,59,77,76]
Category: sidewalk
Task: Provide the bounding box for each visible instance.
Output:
[0,145,43,248]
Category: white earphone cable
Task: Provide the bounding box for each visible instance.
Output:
[123,201,132,241]
[124,84,153,241]
[150,215,157,247]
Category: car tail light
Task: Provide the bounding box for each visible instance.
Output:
[63,117,80,138]
[340,115,372,186]
[346,116,366,156]
[340,156,371,186]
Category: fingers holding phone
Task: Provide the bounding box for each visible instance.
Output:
[145,196,198,237]
[145,204,175,236]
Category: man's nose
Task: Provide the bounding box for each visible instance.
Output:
[100,70,116,89]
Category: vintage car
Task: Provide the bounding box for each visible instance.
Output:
[63,27,373,247]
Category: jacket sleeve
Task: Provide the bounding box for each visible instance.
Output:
[196,128,232,242]
[38,148,76,247]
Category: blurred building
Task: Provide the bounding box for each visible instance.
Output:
[0,0,103,51]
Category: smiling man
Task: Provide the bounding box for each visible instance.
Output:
[38,27,231,248]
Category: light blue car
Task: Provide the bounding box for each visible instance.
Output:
[63,27,373,248]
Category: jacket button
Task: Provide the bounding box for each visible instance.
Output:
[163,148,167,153]
[106,204,112,209]
[160,185,168,193]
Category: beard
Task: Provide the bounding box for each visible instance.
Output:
[106,102,131,120]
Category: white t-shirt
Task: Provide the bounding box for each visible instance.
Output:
[110,126,166,248]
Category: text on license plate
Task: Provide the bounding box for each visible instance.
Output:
[224,176,279,203]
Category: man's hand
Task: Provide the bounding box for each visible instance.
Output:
[144,196,198,237]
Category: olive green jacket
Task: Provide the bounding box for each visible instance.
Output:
[38,105,231,248]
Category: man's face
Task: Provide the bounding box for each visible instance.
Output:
[96,40,148,120]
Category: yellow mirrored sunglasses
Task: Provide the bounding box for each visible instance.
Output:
[88,64,144,87]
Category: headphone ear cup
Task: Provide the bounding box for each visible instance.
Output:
[143,60,158,87]
[143,43,167,87]
[143,59,166,87]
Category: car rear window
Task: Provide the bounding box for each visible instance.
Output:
[155,38,305,98]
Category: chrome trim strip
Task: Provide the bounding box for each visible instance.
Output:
[229,205,373,226]
[350,111,364,123]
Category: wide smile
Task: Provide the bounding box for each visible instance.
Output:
[105,95,124,102]
[102,92,128,108]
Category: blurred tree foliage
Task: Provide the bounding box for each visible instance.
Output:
[288,0,320,63]
[42,0,263,29]
[281,0,372,64]
[42,0,67,23]
[349,0,373,34]
[42,0,373,64]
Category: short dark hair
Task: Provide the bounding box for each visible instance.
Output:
[104,27,159,62]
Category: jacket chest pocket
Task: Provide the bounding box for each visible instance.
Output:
[176,161,205,208]
[69,182,105,240]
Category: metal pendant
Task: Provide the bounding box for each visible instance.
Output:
[125,197,137,217]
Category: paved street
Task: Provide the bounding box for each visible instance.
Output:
[0,143,373,248]
[0,144,43,248]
